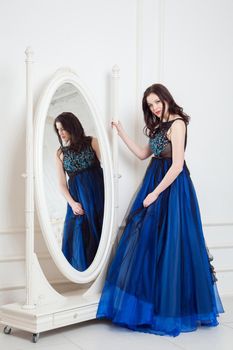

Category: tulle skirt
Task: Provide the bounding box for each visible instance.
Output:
[97,157,224,336]
[62,165,104,271]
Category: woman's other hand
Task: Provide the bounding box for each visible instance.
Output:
[143,191,159,207]
[71,202,85,215]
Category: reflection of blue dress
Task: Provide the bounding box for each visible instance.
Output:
[61,139,104,271]
[97,118,224,336]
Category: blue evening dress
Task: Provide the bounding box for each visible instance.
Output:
[96,118,224,336]
[61,138,104,271]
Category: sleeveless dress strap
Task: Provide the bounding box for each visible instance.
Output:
[169,118,186,124]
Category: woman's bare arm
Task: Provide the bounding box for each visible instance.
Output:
[112,121,152,160]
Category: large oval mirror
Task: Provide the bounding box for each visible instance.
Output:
[34,68,114,283]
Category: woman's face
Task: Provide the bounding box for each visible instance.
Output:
[56,122,71,143]
[146,93,169,120]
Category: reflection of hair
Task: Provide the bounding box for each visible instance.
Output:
[54,112,91,152]
[142,84,190,138]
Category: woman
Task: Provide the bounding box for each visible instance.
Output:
[97,84,223,336]
[54,112,104,271]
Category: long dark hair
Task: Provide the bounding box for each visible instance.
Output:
[54,112,91,152]
[142,84,190,137]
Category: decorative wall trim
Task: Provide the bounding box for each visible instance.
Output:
[208,244,233,250]
[0,256,24,263]
[0,279,70,292]
[0,227,41,234]
[158,0,165,82]
[217,268,233,273]
[0,253,51,263]
[0,228,25,234]
[220,292,233,298]
[136,0,143,104]
[0,284,24,292]
[203,223,233,227]
[135,0,144,185]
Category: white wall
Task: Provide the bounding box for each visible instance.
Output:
[155,0,233,296]
[0,0,232,306]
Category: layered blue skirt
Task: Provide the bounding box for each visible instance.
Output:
[97,157,224,336]
[62,165,104,271]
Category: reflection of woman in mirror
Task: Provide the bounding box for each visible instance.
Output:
[97,84,223,336]
[54,112,104,271]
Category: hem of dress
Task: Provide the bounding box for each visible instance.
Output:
[96,282,223,337]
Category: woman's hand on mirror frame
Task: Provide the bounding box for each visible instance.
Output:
[71,201,85,216]
[111,120,124,135]
[111,120,152,160]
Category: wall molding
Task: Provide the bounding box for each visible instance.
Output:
[0,228,25,234]
[208,244,233,250]
[0,227,41,235]
[217,268,233,273]
[0,279,70,292]
[0,221,232,235]
[0,253,51,263]
[158,0,165,82]
[203,222,233,227]
[135,0,144,186]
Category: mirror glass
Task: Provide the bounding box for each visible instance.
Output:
[43,83,104,272]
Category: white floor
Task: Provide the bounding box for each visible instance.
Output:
[0,296,233,350]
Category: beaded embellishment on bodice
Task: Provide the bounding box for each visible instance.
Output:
[62,144,99,177]
[149,118,186,158]
[149,128,170,157]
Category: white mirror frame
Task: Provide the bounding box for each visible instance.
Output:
[34,67,114,284]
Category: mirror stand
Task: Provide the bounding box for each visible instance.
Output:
[0,48,120,343]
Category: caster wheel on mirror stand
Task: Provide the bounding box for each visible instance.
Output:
[32,333,40,343]
[3,326,12,335]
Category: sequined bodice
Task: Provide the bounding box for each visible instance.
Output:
[149,118,187,158]
[62,144,100,177]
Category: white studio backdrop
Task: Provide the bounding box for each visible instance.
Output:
[0,0,232,305]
